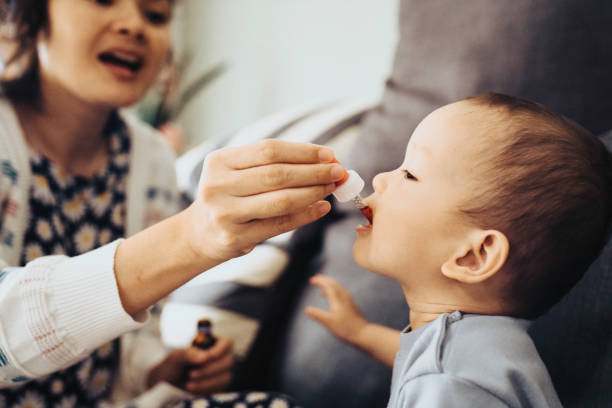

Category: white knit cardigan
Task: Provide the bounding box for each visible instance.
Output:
[0,99,180,400]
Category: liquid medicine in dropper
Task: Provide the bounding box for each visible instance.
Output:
[332,159,372,224]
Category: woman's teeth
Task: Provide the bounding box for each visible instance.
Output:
[99,52,143,72]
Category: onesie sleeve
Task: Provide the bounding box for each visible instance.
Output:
[394,374,511,408]
[0,240,149,388]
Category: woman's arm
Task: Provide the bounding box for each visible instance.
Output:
[0,242,144,387]
[0,140,343,386]
[115,140,343,316]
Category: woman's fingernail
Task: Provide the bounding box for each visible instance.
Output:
[316,201,330,215]
[319,148,334,162]
[325,183,336,193]
[331,164,344,180]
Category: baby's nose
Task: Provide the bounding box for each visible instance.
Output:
[372,172,389,193]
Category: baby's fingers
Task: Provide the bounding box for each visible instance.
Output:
[305,306,333,328]
[310,274,351,305]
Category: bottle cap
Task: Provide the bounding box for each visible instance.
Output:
[333,169,364,202]
[197,319,212,329]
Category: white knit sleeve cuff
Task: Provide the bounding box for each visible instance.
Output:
[20,239,149,376]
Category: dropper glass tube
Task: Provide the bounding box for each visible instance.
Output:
[352,194,373,224]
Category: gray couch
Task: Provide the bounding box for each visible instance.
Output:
[172,1,612,407]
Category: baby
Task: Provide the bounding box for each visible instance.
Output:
[306,93,612,407]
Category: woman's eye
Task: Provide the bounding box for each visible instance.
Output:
[92,0,113,5]
[145,11,170,25]
[402,170,416,180]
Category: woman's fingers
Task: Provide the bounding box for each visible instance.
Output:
[189,352,234,380]
[221,163,344,197]
[215,140,335,169]
[234,201,332,245]
[185,371,232,395]
[189,140,342,263]
[232,184,335,222]
[184,337,234,394]
[205,337,233,361]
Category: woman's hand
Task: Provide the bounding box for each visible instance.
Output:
[305,274,369,344]
[185,140,344,262]
[115,140,344,317]
[146,336,234,395]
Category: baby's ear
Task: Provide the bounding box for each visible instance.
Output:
[441,230,509,284]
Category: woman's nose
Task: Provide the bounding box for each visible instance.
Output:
[113,4,146,42]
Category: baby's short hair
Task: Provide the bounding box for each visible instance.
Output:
[460,93,612,318]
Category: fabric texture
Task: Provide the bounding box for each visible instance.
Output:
[164,391,302,408]
[1,115,131,407]
[387,312,561,408]
[0,98,180,406]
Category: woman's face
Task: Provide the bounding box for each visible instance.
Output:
[37,0,173,108]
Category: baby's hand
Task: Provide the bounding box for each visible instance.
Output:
[305,274,368,344]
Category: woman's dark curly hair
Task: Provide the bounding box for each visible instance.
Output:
[0,0,48,102]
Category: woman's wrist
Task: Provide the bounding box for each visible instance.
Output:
[114,209,223,317]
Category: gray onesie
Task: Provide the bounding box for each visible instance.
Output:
[387,311,562,407]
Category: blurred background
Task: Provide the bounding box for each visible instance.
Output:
[139,0,399,152]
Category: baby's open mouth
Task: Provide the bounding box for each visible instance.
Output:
[98,51,143,73]
[359,206,373,225]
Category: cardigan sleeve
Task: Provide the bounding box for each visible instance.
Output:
[0,240,149,388]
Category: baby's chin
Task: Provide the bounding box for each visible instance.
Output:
[352,244,382,276]
[353,244,407,281]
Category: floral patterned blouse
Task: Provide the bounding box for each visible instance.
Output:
[1,114,129,408]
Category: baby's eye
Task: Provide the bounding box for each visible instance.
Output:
[92,0,113,5]
[402,170,417,180]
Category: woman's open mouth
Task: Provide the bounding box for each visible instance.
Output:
[98,50,144,79]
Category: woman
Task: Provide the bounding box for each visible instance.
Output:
[0,0,342,406]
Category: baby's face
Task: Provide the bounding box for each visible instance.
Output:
[354,101,488,284]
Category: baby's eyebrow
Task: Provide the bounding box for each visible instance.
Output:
[411,143,432,157]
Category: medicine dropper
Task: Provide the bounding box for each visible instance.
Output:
[331,159,373,224]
